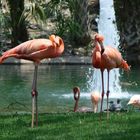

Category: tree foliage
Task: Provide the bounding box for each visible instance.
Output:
[0,0,90,51]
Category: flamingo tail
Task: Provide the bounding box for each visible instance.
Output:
[121,60,130,71]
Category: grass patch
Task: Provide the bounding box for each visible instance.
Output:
[0,112,140,140]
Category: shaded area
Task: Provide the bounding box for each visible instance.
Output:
[114,0,140,65]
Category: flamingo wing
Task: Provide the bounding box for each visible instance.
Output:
[0,39,53,63]
[101,47,123,69]
[9,39,52,55]
[92,51,102,68]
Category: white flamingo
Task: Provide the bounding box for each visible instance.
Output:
[128,95,140,108]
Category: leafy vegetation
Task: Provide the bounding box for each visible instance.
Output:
[0,0,91,52]
[0,112,140,140]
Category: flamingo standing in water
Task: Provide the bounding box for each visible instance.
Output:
[0,35,64,127]
[73,87,93,112]
[92,34,130,119]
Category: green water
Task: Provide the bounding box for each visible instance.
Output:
[0,64,139,113]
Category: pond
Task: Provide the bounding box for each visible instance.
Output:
[0,64,139,114]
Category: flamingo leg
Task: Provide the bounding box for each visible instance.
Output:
[106,70,110,119]
[31,94,35,128]
[100,70,105,119]
[31,63,38,128]
[35,90,38,126]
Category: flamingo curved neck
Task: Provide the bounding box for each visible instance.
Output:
[74,100,79,112]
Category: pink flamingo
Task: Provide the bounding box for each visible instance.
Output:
[73,87,93,112]
[0,35,64,127]
[92,34,130,119]
[91,91,100,113]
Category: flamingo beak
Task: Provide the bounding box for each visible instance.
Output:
[55,36,60,47]
[127,100,133,105]
[49,35,60,47]
[49,35,55,42]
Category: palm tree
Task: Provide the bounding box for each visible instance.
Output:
[7,0,28,47]
[73,0,90,45]
[66,0,90,45]
[0,0,46,48]
[1,0,91,49]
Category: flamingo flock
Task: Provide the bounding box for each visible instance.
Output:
[0,33,137,127]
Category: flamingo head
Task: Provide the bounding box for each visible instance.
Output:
[73,87,80,101]
[94,34,104,42]
[128,99,139,106]
[94,34,105,54]
[49,34,64,56]
[127,95,140,107]
[49,35,64,47]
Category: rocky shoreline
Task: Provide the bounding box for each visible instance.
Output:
[1,56,92,65]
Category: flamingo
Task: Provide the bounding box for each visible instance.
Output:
[127,95,140,108]
[73,87,93,112]
[92,34,130,119]
[91,91,100,113]
[0,35,64,127]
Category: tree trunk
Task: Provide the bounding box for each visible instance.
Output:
[7,0,28,47]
